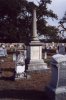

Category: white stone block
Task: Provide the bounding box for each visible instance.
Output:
[30,46,42,60]
[16,65,25,74]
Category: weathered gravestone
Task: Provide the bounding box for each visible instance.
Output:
[15,52,25,79]
[46,54,66,100]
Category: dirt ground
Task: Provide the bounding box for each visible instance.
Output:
[0,54,51,100]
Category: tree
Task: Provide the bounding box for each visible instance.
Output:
[37,0,58,38]
[0,0,58,43]
[0,0,28,42]
[59,11,66,34]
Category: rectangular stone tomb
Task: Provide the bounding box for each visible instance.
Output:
[46,54,66,100]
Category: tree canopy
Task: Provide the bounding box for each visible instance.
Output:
[0,0,58,43]
[59,11,66,33]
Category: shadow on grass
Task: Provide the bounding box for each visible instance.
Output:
[0,89,49,100]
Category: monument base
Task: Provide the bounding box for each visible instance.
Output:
[46,86,66,100]
[28,59,48,71]
[27,40,48,71]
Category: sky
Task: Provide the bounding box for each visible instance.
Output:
[27,0,66,26]
[47,0,66,26]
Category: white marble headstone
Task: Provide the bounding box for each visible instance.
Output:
[15,52,25,77]
[16,65,25,74]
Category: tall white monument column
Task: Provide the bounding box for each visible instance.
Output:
[27,8,47,71]
[32,8,38,41]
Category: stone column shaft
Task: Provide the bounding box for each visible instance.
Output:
[33,8,38,40]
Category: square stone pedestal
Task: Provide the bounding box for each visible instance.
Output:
[27,41,48,71]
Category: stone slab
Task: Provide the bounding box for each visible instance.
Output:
[52,54,66,63]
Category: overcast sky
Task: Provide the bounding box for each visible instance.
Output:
[27,0,66,26]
